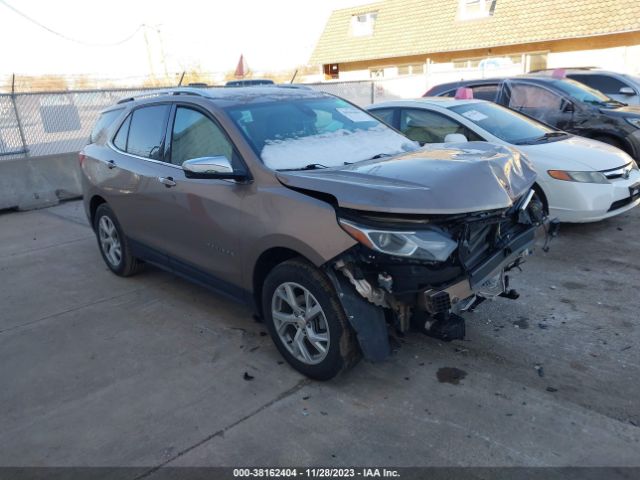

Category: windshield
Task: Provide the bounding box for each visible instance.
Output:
[624,74,640,86]
[449,102,558,145]
[552,78,622,106]
[225,97,417,170]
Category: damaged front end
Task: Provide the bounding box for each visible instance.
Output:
[325,189,549,362]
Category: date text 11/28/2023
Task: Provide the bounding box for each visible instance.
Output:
[232,468,400,478]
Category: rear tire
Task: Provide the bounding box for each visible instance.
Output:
[94,203,140,277]
[262,259,360,380]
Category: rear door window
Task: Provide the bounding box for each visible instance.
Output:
[568,74,633,95]
[507,83,565,121]
[126,105,170,160]
[369,108,397,127]
[470,84,499,101]
[399,108,482,144]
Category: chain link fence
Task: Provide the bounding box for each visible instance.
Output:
[0,87,174,161]
[0,78,430,161]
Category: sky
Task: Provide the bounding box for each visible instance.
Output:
[0,0,372,77]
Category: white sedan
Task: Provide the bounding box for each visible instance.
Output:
[367,98,640,223]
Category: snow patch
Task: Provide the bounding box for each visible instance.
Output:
[261,126,417,170]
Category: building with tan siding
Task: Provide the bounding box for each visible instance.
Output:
[310,0,640,82]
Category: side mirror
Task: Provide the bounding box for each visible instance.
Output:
[619,86,635,96]
[444,133,468,143]
[182,156,248,180]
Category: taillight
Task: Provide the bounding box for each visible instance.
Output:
[79,152,86,166]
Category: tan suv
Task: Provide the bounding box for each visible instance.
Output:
[81,87,545,379]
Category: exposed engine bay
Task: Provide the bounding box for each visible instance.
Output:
[326,189,553,360]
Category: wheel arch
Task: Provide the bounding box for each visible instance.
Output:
[587,131,634,157]
[252,247,311,318]
[89,195,107,229]
[532,182,549,214]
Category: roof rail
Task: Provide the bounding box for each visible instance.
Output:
[529,66,598,74]
[116,87,207,104]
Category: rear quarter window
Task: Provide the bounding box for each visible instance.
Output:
[90,109,123,144]
[113,114,131,151]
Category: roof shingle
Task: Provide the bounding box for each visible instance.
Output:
[310,0,640,64]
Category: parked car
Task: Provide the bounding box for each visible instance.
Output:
[81,87,544,379]
[531,68,640,105]
[425,76,640,162]
[225,79,274,87]
[368,98,640,223]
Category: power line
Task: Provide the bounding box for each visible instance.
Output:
[0,0,144,47]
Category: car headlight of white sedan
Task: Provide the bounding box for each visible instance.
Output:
[547,170,610,184]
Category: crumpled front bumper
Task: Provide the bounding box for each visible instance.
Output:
[327,218,539,362]
[420,221,536,315]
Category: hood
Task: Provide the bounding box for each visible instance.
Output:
[517,135,634,171]
[276,142,536,215]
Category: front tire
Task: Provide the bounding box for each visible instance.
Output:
[593,135,625,152]
[94,203,140,277]
[262,259,360,380]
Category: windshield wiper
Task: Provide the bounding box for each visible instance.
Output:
[515,132,567,145]
[587,99,626,108]
[368,153,391,160]
[278,163,329,172]
[603,100,627,108]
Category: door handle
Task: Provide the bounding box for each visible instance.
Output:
[158,176,176,187]
[107,160,117,169]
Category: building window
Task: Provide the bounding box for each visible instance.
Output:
[324,63,339,80]
[526,53,548,72]
[453,58,483,69]
[458,0,496,20]
[369,68,385,79]
[350,12,378,37]
[398,64,425,76]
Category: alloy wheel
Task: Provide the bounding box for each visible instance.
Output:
[98,216,122,267]
[271,282,330,365]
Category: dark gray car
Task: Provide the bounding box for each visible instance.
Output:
[81,87,544,379]
[425,76,640,163]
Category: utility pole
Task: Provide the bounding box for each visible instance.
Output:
[155,25,169,81]
[142,25,156,82]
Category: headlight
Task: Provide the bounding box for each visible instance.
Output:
[547,170,609,184]
[338,219,458,262]
[625,118,640,129]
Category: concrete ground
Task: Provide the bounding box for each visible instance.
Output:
[1,200,639,469]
